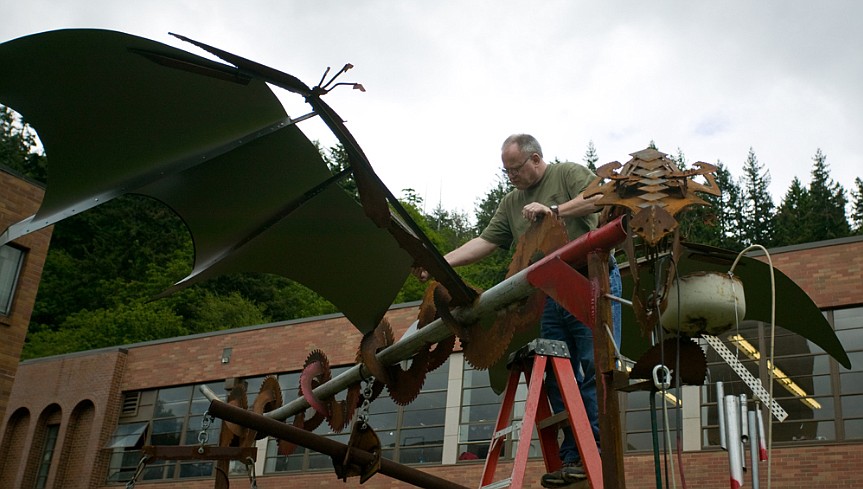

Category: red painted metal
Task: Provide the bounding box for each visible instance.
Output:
[524,215,626,330]
[479,352,603,489]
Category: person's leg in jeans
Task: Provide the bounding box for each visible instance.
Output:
[609,255,623,353]
[541,298,600,466]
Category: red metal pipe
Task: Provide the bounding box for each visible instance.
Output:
[538,215,627,270]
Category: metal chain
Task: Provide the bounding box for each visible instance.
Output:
[198,411,213,454]
[125,455,150,489]
[246,457,258,489]
[358,377,375,429]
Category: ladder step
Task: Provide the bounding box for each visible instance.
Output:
[480,477,512,489]
[537,410,569,430]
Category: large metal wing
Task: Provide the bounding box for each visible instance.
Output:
[0,28,473,333]
[620,242,851,369]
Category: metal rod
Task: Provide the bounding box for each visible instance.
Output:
[206,398,470,489]
[725,395,744,489]
[748,409,760,489]
[717,381,727,450]
[604,293,632,306]
[201,216,627,421]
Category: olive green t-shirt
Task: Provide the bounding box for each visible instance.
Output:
[480,162,598,249]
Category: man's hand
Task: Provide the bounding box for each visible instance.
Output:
[412,266,431,282]
[521,202,556,221]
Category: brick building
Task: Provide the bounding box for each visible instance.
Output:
[0,166,52,436]
[1,163,862,488]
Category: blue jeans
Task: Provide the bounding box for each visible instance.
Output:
[542,256,621,464]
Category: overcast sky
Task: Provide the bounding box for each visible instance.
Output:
[4,1,861,220]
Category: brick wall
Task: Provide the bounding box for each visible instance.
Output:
[2,350,127,488]
[757,238,863,309]
[0,167,53,424]
[121,306,419,391]
[88,445,863,489]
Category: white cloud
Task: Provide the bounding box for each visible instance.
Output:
[3,0,861,220]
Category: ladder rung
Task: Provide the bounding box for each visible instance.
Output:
[537,410,569,430]
[492,421,521,441]
[481,477,512,489]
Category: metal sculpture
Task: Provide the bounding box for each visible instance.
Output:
[1,28,853,489]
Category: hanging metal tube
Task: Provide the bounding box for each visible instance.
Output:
[725,395,744,489]
[756,403,768,461]
[717,381,727,450]
[748,408,760,489]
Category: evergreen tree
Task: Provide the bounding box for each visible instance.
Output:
[474,175,513,233]
[671,148,687,171]
[677,162,742,249]
[851,177,863,235]
[774,177,810,246]
[583,140,599,172]
[801,148,851,241]
[738,148,775,246]
[454,175,515,290]
[320,142,358,199]
[0,105,47,181]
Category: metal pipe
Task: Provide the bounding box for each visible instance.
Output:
[206,397,470,489]
[604,293,633,306]
[725,395,744,489]
[756,403,768,461]
[748,408,760,489]
[716,381,727,450]
[210,216,628,421]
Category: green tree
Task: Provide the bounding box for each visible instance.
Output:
[774,177,810,246]
[851,177,863,235]
[474,175,513,233]
[321,142,358,198]
[0,105,47,181]
[738,148,775,246]
[22,300,187,359]
[670,148,687,171]
[677,162,742,250]
[451,175,515,290]
[800,148,851,242]
[583,140,599,172]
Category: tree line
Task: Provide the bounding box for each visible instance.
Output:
[2,106,861,359]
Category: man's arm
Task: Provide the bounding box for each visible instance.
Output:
[415,236,499,282]
[556,193,602,218]
[444,236,499,267]
[521,193,602,221]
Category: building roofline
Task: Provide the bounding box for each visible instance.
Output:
[746,234,863,256]
[20,300,422,365]
[0,162,46,188]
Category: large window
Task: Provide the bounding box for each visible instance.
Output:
[107,381,225,483]
[458,361,540,462]
[265,358,450,473]
[35,424,59,489]
[263,368,347,473]
[697,307,863,449]
[0,244,24,316]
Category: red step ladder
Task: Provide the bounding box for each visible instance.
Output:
[478,339,603,489]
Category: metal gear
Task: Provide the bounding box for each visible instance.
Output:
[630,336,707,386]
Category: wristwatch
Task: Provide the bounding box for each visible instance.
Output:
[550,205,559,217]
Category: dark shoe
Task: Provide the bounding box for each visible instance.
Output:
[561,461,587,482]
[541,461,586,487]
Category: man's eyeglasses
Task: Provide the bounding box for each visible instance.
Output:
[502,155,533,177]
